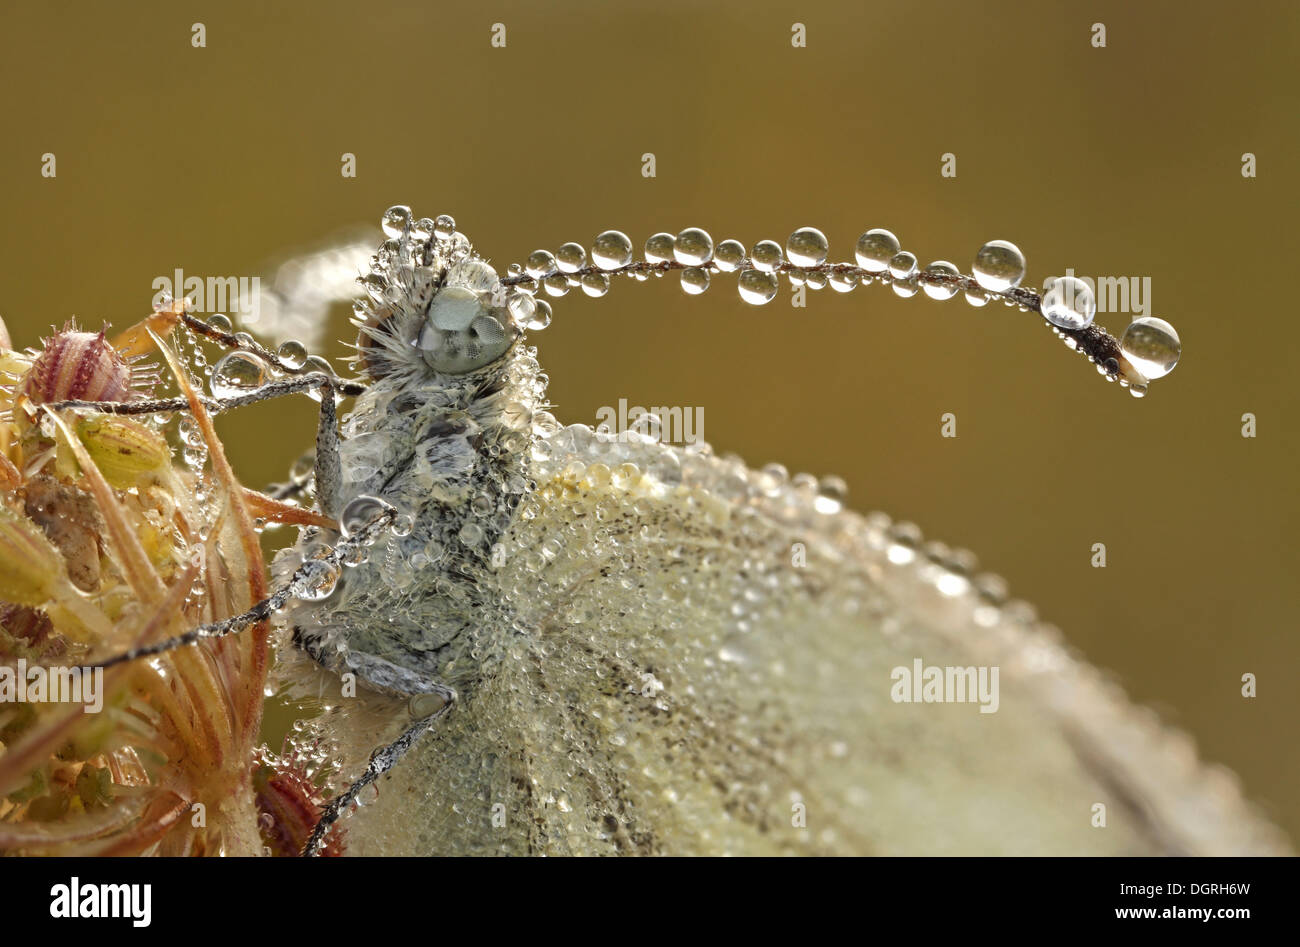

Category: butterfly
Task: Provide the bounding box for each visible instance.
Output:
[55,206,1284,856]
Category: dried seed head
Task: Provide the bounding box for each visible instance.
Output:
[0,321,274,855]
[21,327,132,405]
[75,415,171,489]
[0,504,69,606]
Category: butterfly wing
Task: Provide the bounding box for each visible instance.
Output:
[242,231,377,353]
[340,426,1287,855]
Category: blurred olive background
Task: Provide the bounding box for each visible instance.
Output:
[2,1,1297,841]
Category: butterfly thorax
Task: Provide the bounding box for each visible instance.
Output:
[281,342,546,696]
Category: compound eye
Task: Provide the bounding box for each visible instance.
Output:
[418,304,516,374]
[470,314,507,346]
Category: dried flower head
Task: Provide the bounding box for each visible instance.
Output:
[0,306,286,855]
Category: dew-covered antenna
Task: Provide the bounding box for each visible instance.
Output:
[499,225,1181,397]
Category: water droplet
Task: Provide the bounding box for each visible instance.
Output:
[525,249,557,278]
[786,227,829,267]
[340,544,367,567]
[922,261,960,300]
[674,228,713,266]
[644,232,675,264]
[411,217,436,241]
[829,270,858,293]
[964,289,990,308]
[527,299,553,331]
[340,495,388,542]
[446,259,499,294]
[178,415,202,447]
[408,692,449,720]
[433,214,456,240]
[592,230,633,270]
[887,251,917,280]
[750,240,784,273]
[277,339,308,370]
[292,558,341,601]
[714,239,746,272]
[304,355,333,374]
[391,512,414,537]
[611,462,641,489]
[542,275,569,297]
[973,240,1026,292]
[210,351,270,399]
[891,276,920,298]
[738,270,779,305]
[555,242,587,274]
[1040,276,1096,330]
[301,356,337,402]
[855,229,900,273]
[681,268,710,295]
[381,205,412,239]
[458,522,484,545]
[580,272,610,297]
[506,292,537,327]
[205,313,233,333]
[1120,317,1181,380]
[815,475,848,514]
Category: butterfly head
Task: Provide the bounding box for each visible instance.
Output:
[352,207,524,380]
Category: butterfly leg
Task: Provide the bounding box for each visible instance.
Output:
[302,686,456,857]
[84,498,398,669]
[46,370,357,420]
[312,377,342,518]
[50,369,350,513]
[178,312,367,389]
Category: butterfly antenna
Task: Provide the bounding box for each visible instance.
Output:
[503,228,1182,397]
